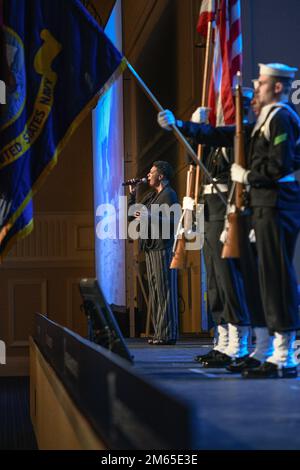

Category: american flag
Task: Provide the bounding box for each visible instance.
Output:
[198,0,242,126]
[197,0,216,37]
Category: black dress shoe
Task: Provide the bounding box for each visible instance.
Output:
[153,339,176,345]
[226,356,259,373]
[202,352,232,368]
[242,361,298,379]
[194,349,219,363]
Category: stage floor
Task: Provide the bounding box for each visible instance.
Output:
[126,338,300,450]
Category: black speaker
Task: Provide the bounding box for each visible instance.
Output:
[79,278,133,363]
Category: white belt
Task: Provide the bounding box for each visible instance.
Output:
[203,183,228,195]
[278,174,296,183]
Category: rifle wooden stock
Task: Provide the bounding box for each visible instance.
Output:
[221,212,240,258]
[170,238,187,269]
[170,19,214,269]
[221,72,246,259]
[170,166,195,269]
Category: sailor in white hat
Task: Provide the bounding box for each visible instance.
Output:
[258,62,297,78]
[255,63,297,108]
[174,88,265,371]
[157,63,300,378]
[230,62,300,378]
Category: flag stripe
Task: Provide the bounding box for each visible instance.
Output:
[231,0,241,24]
[231,35,242,61]
[204,0,242,126]
[197,0,216,36]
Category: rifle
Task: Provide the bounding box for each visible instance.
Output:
[170,17,215,269]
[221,71,246,259]
[126,51,227,272]
[170,165,194,269]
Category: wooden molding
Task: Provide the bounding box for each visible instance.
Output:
[4,212,94,265]
[8,279,48,347]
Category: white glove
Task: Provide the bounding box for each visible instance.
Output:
[182,196,194,211]
[191,106,211,124]
[157,109,176,131]
[249,229,256,243]
[231,163,250,184]
[219,229,228,244]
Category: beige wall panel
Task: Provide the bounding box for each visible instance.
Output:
[123,0,167,60]
[0,115,95,374]
[5,213,94,264]
[8,279,47,347]
[175,0,202,118]
[35,116,94,214]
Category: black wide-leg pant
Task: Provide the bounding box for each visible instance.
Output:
[252,207,300,332]
[237,214,266,327]
[204,219,251,326]
[145,247,178,341]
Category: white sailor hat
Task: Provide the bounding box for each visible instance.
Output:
[258,63,298,78]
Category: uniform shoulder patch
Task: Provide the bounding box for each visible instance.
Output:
[274,133,288,146]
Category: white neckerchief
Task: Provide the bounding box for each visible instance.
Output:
[251,103,280,137]
[251,101,300,141]
[221,147,229,162]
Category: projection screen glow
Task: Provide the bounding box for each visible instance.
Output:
[92,0,125,307]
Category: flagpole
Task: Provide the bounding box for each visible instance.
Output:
[126,60,227,206]
[194,17,215,204]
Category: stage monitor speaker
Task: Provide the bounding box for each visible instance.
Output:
[79,278,133,363]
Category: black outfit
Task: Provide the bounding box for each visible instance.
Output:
[248,106,300,332]
[129,184,179,341]
[180,103,300,332]
[201,145,264,327]
[202,147,250,326]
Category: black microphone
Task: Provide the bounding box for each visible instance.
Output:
[122,177,147,186]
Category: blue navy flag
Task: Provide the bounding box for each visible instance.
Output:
[0,0,126,256]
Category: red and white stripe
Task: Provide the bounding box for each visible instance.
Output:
[197,0,216,37]
[198,0,242,126]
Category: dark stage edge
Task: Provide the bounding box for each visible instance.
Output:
[126,338,300,450]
